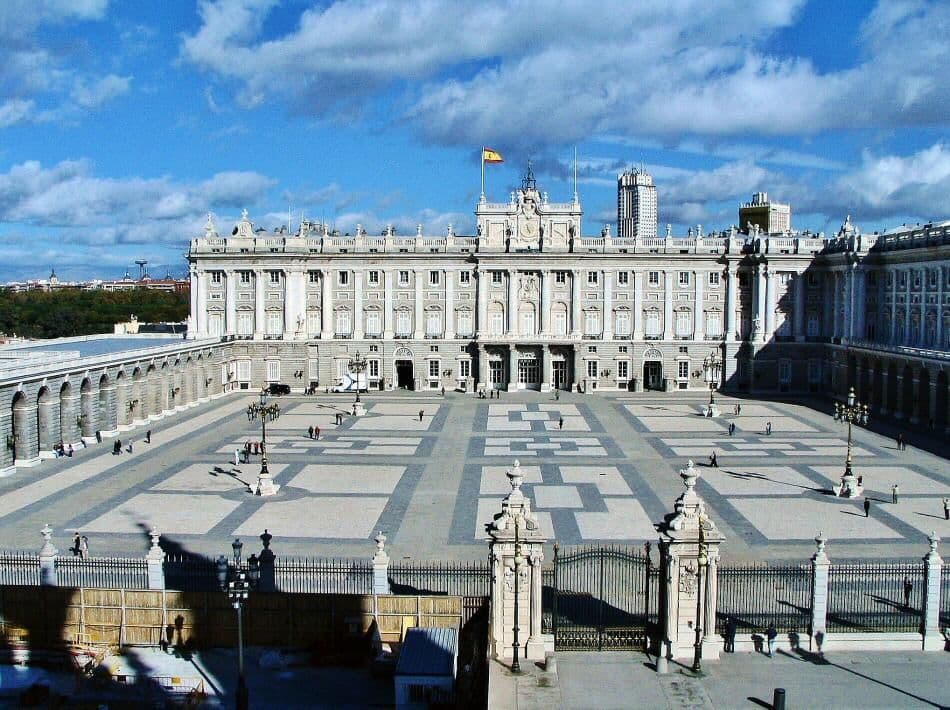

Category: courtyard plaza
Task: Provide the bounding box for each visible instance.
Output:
[0,389,946,563]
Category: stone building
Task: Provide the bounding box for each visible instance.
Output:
[739,192,791,235]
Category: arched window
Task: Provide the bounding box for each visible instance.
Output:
[488,302,505,335]
[334,309,350,336]
[614,309,631,336]
[552,303,568,335]
[519,304,536,336]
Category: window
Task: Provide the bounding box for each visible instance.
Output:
[459,359,470,378]
[266,312,282,335]
[308,359,320,381]
[706,313,722,337]
[426,310,442,336]
[678,272,690,287]
[266,360,280,382]
[587,360,598,378]
[208,312,223,336]
[237,312,253,336]
[555,271,567,285]
[778,360,791,384]
[368,359,379,378]
[648,271,659,286]
[240,271,252,285]
[368,270,379,285]
[429,271,440,286]
[553,310,567,335]
[587,271,599,285]
[678,361,689,379]
[430,345,439,352]
[489,310,504,335]
[338,271,349,286]
[457,311,472,335]
[237,360,251,381]
[619,345,628,353]
[645,311,661,336]
[615,311,631,336]
[459,271,470,285]
[520,308,536,335]
[928,270,937,287]
[307,312,320,336]
[396,310,411,335]
[808,360,822,383]
[587,346,597,353]
[708,272,720,287]
[617,271,628,286]
[675,310,691,337]
[807,315,820,337]
[617,360,629,380]
[369,344,379,352]
[211,271,222,285]
[399,270,410,286]
[308,271,319,283]
[492,271,503,285]
[429,360,440,378]
[269,271,280,285]
[365,311,381,335]
[335,310,351,335]
[584,311,600,335]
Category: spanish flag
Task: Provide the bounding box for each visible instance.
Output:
[482,147,504,163]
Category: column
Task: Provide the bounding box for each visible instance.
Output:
[903,269,911,345]
[528,553,544,652]
[507,270,518,334]
[603,270,613,339]
[853,268,866,341]
[255,270,266,338]
[794,273,805,341]
[890,271,899,344]
[725,265,737,342]
[842,267,853,342]
[477,270,489,336]
[542,347,552,390]
[572,344,584,391]
[922,534,943,651]
[353,270,364,339]
[196,270,208,336]
[508,345,518,390]
[540,270,551,335]
[810,533,830,652]
[633,270,644,340]
[571,270,582,335]
[188,267,198,338]
[478,344,489,389]
[694,269,704,341]
[225,271,236,335]
[755,264,767,342]
[414,270,424,339]
[918,273,927,345]
[320,271,332,339]
[936,266,944,348]
[445,269,455,339]
[663,271,673,340]
[383,270,394,339]
[764,267,775,339]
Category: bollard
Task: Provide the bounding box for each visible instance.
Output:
[773,687,786,710]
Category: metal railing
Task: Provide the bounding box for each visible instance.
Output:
[827,562,924,633]
[0,552,40,585]
[716,564,812,635]
[941,564,950,630]
[388,559,491,597]
[273,557,372,594]
[56,556,148,589]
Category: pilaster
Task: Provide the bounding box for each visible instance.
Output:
[922,533,943,651]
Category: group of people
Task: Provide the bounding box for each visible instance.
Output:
[72,532,90,559]
[306,425,322,440]
[53,441,74,458]
[722,618,778,658]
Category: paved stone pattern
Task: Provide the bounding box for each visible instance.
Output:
[0,391,945,562]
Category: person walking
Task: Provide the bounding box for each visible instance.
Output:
[233,449,240,466]
[765,622,777,657]
[735,403,741,416]
[558,416,564,430]
[863,498,871,517]
[897,433,905,451]
[765,421,772,435]
[892,484,899,504]
[440,385,445,397]
[73,532,81,557]
[315,426,321,441]
[710,451,718,468]
[95,430,102,444]
[418,409,425,422]
[308,426,314,440]
[79,536,90,560]
[67,443,74,457]
[555,389,560,401]
[127,441,133,454]
[724,617,737,653]
[114,439,122,455]
[903,576,913,607]
[145,430,151,444]
[944,497,950,521]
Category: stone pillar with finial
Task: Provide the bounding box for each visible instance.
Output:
[810,531,830,652]
[922,533,942,651]
[146,528,165,590]
[486,460,552,664]
[656,460,724,661]
[39,524,58,586]
[258,529,275,592]
[372,531,390,595]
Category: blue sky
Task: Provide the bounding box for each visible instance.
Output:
[1,0,948,281]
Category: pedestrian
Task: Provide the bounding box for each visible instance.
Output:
[765,421,772,435]
[79,536,89,560]
[863,498,871,517]
[67,443,74,457]
[710,451,718,468]
[419,409,424,422]
[765,622,777,657]
[735,403,741,416]
[315,426,321,440]
[857,475,863,487]
[892,484,899,504]
[944,497,950,521]
[127,441,133,454]
[234,449,240,466]
[558,416,564,430]
[145,430,151,444]
[903,576,913,607]
[73,532,81,557]
[308,426,314,439]
[253,441,259,455]
[897,433,905,451]
[724,617,737,653]
[440,385,445,397]
[114,439,122,455]
[555,389,560,401]
[95,430,102,444]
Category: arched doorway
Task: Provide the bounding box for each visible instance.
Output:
[59,381,77,443]
[643,348,663,391]
[12,391,34,463]
[936,371,948,430]
[393,347,414,390]
[80,378,95,438]
[37,386,54,456]
[917,369,931,426]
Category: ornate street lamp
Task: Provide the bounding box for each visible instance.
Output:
[511,517,523,673]
[833,386,869,498]
[692,534,707,674]
[348,350,367,403]
[217,539,259,710]
[702,350,722,406]
[246,388,281,496]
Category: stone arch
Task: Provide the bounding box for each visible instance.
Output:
[901,365,915,420]
[59,381,79,444]
[36,386,56,456]
[146,363,160,420]
[936,370,948,430]
[183,356,196,406]
[79,377,96,438]
[917,368,931,426]
[551,301,568,335]
[12,390,36,463]
[116,370,131,428]
[487,301,505,334]
[132,366,146,421]
[517,301,536,336]
[98,372,117,434]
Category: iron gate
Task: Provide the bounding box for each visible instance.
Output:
[542,545,659,651]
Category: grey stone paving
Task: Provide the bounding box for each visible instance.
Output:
[0,390,946,563]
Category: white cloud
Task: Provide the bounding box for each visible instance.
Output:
[0,99,34,128]
[70,74,132,109]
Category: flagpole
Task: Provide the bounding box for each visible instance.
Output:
[480,148,486,201]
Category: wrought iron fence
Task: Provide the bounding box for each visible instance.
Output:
[163,555,224,592]
[827,562,924,632]
[274,557,372,595]
[56,556,149,589]
[388,559,491,597]
[941,564,950,630]
[715,564,812,635]
[0,552,40,586]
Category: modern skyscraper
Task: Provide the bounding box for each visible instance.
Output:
[617,169,657,240]
[739,192,791,234]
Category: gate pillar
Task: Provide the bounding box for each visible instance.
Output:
[658,460,725,662]
[487,460,552,664]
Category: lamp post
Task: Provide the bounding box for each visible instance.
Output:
[348,350,367,403]
[703,350,722,405]
[217,539,260,710]
[246,387,281,496]
[833,386,868,497]
[692,534,708,674]
[511,517,523,673]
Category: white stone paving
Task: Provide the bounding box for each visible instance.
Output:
[478,465,544,495]
[729,497,903,540]
[290,464,406,494]
[233,497,389,538]
[574,499,658,541]
[809,465,950,494]
[699,466,823,496]
[151,463,289,492]
[533,485,583,508]
[558,466,633,495]
[84,493,241,535]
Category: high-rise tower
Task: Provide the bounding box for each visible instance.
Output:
[617,169,657,239]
